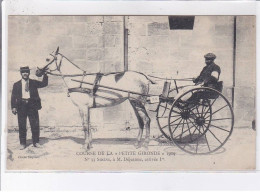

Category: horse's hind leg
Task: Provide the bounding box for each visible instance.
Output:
[79,107,92,150]
[137,106,151,148]
[130,100,150,148]
[130,100,144,148]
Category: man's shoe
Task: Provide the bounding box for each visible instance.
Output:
[19,144,26,150]
[33,143,41,148]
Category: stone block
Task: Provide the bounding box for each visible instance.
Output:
[84,61,100,73]
[115,35,123,47]
[214,25,233,37]
[86,36,104,48]
[128,16,168,23]
[234,89,255,127]
[104,48,123,61]
[72,60,87,71]
[148,22,169,36]
[84,16,104,23]
[104,16,123,22]
[46,36,73,52]
[73,16,97,22]
[70,23,86,36]
[128,23,147,36]
[86,23,103,35]
[66,49,86,61]
[86,48,104,61]
[104,35,122,47]
[23,23,41,35]
[38,16,52,22]
[50,16,73,23]
[102,61,123,73]
[213,36,233,48]
[103,22,122,35]
[73,36,87,48]
[104,35,116,47]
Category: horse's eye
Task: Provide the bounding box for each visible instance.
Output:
[46,58,50,62]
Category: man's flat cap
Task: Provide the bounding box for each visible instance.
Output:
[204,53,216,60]
[20,66,31,72]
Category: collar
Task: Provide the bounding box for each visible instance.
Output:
[21,79,29,83]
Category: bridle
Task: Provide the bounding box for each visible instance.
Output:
[38,51,99,77]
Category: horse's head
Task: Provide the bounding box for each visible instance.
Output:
[36,47,60,77]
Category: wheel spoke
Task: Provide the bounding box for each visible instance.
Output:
[174,125,195,139]
[201,125,210,152]
[203,98,217,117]
[195,105,200,116]
[205,104,228,119]
[179,120,185,141]
[205,124,223,144]
[185,119,193,141]
[159,104,171,111]
[170,118,183,134]
[171,109,182,115]
[189,109,198,120]
[170,121,195,127]
[161,116,182,129]
[157,114,181,119]
[210,124,230,133]
[205,118,232,122]
[201,103,206,117]
[188,118,203,135]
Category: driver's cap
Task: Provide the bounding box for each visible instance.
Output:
[204,53,216,60]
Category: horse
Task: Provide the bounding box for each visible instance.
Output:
[36,47,155,150]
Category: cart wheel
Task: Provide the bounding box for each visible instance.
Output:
[156,91,176,140]
[168,87,234,155]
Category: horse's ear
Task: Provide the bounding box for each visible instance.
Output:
[55,46,59,55]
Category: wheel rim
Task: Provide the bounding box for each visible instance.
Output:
[168,87,234,155]
[156,100,174,140]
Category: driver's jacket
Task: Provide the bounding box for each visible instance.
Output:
[194,62,221,87]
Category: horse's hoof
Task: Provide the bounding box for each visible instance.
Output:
[82,145,91,151]
[134,142,141,149]
[143,142,149,149]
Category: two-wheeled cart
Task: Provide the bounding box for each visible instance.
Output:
[72,77,234,155]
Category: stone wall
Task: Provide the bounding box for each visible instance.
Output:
[234,16,256,127]
[8,16,126,128]
[7,16,255,130]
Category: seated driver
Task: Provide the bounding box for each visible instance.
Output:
[175,53,221,102]
[193,53,221,88]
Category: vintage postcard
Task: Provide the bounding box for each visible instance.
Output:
[5,15,256,171]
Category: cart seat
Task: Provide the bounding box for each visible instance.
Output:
[204,81,223,99]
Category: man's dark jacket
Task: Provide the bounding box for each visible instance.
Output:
[11,75,48,110]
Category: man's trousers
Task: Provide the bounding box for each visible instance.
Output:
[17,100,40,145]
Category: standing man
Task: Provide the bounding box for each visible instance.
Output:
[11,66,48,150]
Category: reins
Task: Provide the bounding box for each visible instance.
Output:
[147,74,194,82]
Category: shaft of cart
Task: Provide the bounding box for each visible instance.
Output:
[71,79,174,103]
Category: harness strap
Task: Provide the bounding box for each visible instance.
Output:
[68,87,92,94]
[92,73,103,108]
[80,71,87,88]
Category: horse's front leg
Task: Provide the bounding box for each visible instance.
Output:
[79,107,92,150]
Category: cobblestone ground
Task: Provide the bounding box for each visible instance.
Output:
[6,125,256,171]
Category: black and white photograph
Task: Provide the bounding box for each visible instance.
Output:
[5,15,256,171]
